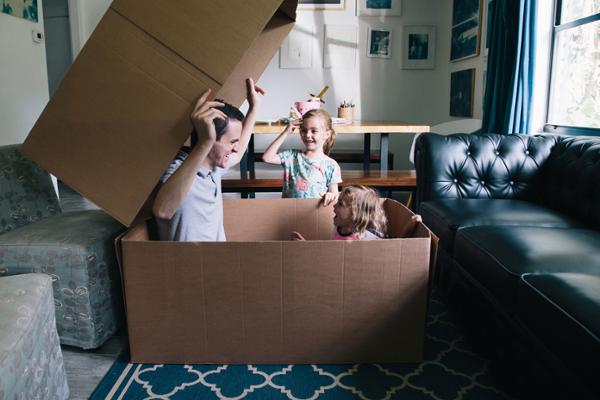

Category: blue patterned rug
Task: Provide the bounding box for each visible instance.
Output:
[91,293,517,399]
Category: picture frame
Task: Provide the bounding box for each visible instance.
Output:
[1,0,38,22]
[279,25,315,69]
[298,0,345,10]
[450,0,482,62]
[367,28,393,58]
[450,68,475,117]
[357,0,402,17]
[402,25,436,69]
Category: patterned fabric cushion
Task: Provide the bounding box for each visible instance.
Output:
[0,274,69,400]
[0,144,60,234]
[0,210,125,349]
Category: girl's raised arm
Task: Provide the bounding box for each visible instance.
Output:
[262,124,295,164]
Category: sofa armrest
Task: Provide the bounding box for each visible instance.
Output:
[0,145,61,234]
[414,133,558,210]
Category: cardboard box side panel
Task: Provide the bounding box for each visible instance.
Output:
[223,199,296,241]
[22,29,194,225]
[238,243,284,362]
[293,199,335,240]
[340,240,403,360]
[217,12,295,106]
[281,241,345,362]
[123,240,209,363]
[394,238,431,358]
[223,198,332,241]
[111,0,284,84]
[98,11,221,100]
[200,244,247,361]
[384,199,426,238]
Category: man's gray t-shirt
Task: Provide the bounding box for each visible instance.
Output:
[156,150,226,241]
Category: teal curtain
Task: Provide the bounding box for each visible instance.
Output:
[482,0,537,134]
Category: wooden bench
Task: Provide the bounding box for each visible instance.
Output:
[223,169,417,208]
[250,150,394,166]
[241,150,394,179]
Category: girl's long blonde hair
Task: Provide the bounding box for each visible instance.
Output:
[338,185,387,238]
[302,109,336,155]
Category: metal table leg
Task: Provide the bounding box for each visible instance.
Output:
[363,133,371,171]
[379,133,389,171]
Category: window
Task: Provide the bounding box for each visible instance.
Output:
[545,0,600,133]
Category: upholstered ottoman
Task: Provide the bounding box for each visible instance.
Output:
[0,274,69,399]
[0,210,124,349]
[0,144,125,349]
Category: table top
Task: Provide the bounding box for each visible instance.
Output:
[252,120,431,134]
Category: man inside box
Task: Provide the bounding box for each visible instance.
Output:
[152,78,264,241]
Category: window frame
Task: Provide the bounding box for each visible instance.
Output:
[543,0,600,136]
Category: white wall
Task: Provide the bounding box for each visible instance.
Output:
[0,6,49,146]
[67,0,111,58]
[255,0,487,168]
[4,0,488,165]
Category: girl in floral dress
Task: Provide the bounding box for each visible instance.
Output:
[262,109,341,206]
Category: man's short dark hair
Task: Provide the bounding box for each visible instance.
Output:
[190,99,244,147]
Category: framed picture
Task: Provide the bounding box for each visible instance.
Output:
[450,0,482,62]
[1,0,38,22]
[298,0,345,10]
[367,28,392,58]
[402,26,436,69]
[450,68,475,117]
[280,25,315,69]
[357,0,401,17]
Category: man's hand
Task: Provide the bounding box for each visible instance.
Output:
[290,231,306,241]
[191,89,226,144]
[246,78,265,112]
[321,192,339,207]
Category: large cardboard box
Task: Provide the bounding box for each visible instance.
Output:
[19,0,437,364]
[22,0,297,226]
[121,198,437,364]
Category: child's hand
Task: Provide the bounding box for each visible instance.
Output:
[283,119,300,135]
[321,192,339,207]
[290,231,306,241]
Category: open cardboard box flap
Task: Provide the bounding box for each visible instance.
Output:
[21,0,297,226]
[117,198,438,364]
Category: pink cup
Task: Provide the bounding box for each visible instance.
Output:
[294,100,321,117]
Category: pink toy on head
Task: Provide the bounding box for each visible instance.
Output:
[294,100,321,116]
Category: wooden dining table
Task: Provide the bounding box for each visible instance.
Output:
[241,120,430,178]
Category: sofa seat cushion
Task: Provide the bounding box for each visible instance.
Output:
[420,199,579,252]
[0,274,69,399]
[0,210,125,349]
[518,273,600,395]
[454,226,600,311]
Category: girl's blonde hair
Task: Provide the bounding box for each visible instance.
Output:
[338,185,387,237]
[302,109,337,155]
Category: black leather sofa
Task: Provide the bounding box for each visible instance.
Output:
[414,133,599,397]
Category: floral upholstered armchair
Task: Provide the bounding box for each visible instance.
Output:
[0,144,124,349]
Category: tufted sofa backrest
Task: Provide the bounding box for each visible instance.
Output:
[0,145,61,234]
[532,135,600,229]
[415,133,559,208]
